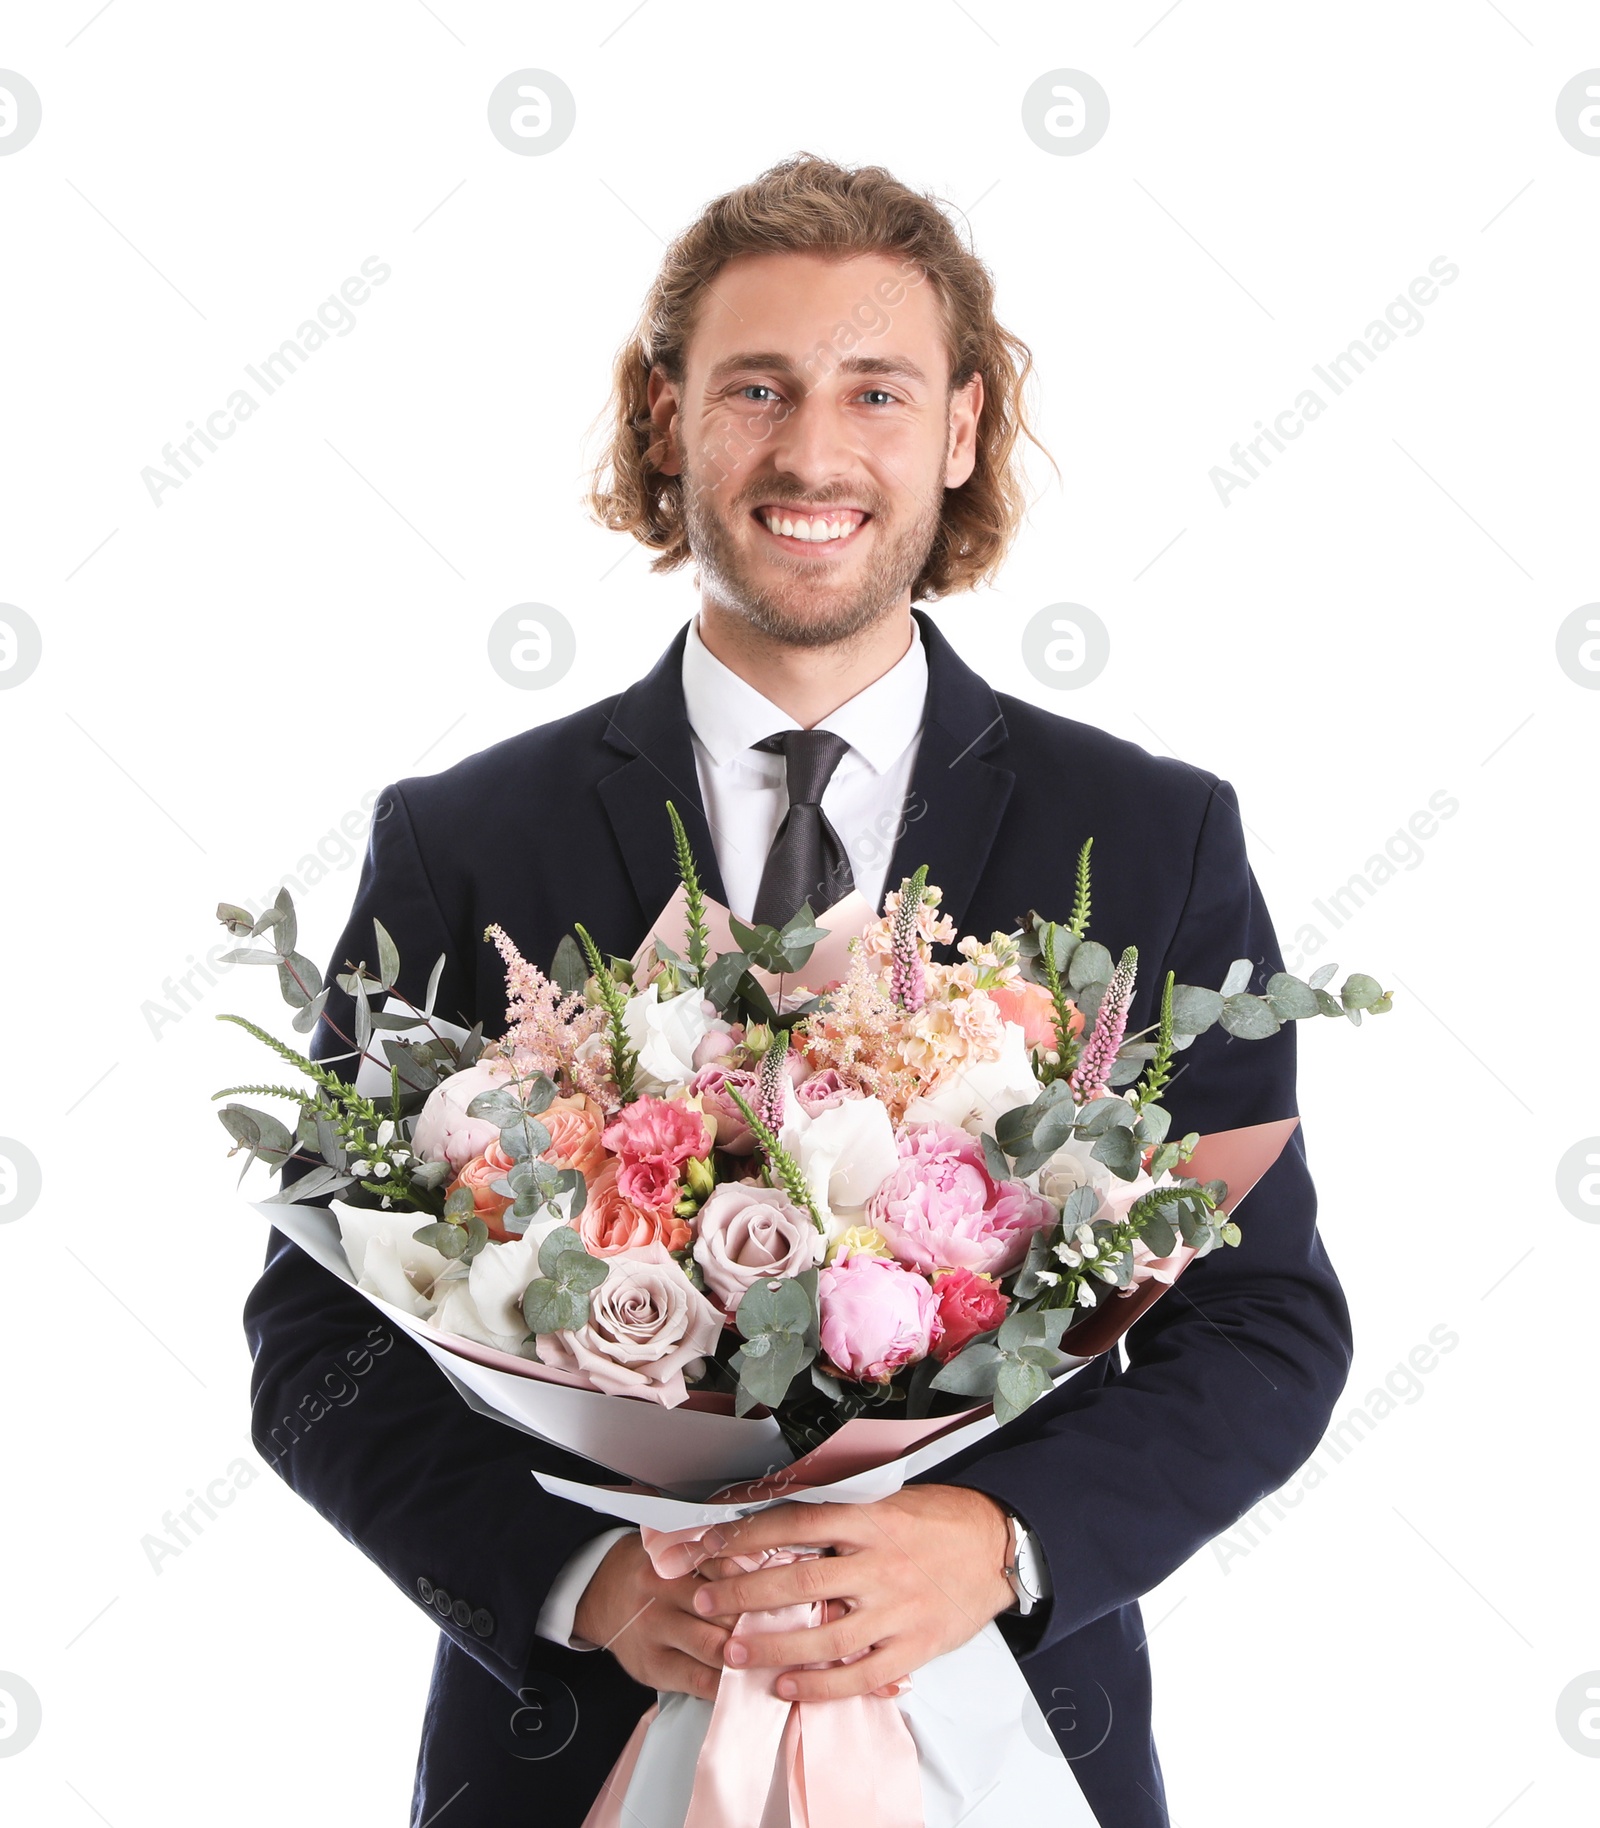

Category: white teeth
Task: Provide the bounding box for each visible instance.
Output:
[761,512,861,542]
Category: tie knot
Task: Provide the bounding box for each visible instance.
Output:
[759,729,852,807]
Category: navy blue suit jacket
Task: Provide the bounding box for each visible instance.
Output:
[243,610,1352,1826]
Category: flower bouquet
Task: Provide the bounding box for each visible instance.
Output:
[216,806,1389,1825]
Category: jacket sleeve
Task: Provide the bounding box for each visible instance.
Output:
[241,783,629,1694]
[933,777,1355,1656]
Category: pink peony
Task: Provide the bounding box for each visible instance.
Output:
[867,1121,1055,1277]
[691,1183,817,1317]
[793,1068,863,1119]
[817,1254,942,1384]
[412,1059,515,1170]
[601,1096,712,1168]
[929,1267,1011,1361]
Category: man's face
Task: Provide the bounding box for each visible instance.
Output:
[648,250,982,648]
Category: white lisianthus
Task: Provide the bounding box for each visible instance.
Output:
[784,1095,899,1244]
[620,984,727,1096]
[334,1202,452,1317]
[901,1021,1043,1135]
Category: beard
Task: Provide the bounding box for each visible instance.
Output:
[676,439,947,650]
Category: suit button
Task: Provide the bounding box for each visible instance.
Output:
[472,1609,494,1638]
[417,1578,435,1605]
[433,1588,452,1617]
[451,1598,472,1628]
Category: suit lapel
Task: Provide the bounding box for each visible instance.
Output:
[601,611,1013,941]
[882,611,1015,933]
[597,621,730,936]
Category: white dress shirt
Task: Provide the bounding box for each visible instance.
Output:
[532,614,931,1651]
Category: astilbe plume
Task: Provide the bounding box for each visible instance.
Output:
[481,924,614,1107]
[1068,945,1138,1104]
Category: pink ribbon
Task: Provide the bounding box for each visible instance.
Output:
[582,1524,923,1828]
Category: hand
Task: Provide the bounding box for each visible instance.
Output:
[572,1531,733,1700]
[689,1484,1014,1702]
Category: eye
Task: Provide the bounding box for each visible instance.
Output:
[858,388,898,407]
[740,384,781,403]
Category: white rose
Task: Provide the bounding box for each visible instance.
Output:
[782,1095,898,1243]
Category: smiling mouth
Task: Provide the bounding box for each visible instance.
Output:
[750,506,872,551]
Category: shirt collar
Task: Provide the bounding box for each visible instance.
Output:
[681,615,927,775]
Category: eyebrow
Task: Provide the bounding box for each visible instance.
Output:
[705,351,932,388]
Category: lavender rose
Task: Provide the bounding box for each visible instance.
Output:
[534,1242,724,1406]
[867,1120,1055,1277]
[817,1253,942,1383]
[792,1068,863,1119]
[692,1183,818,1315]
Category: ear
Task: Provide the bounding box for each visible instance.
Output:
[944,372,984,490]
[646,366,683,477]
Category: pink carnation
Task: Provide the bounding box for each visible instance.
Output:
[601,1096,711,1168]
[817,1254,942,1384]
[867,1121,1055,1277]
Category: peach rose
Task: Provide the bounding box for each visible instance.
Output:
[447,1141,517,1241]
[577,1160,691,1257]
[989,979,1081,1052]
[538,1092,608,1182]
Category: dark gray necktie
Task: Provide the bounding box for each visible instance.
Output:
[751,729,856,927]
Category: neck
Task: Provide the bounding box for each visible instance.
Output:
[694,603,916,727]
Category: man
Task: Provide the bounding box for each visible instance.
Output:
[245,154,1352,1826]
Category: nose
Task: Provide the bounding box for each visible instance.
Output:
[760,385,870,500]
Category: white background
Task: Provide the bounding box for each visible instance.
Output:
[1,2,1596,1823]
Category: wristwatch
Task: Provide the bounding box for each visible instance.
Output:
[1001,1508,1051,1616]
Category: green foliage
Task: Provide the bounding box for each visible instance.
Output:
[731,1269,818,1415]
[573,922,635,1102]
[724,1084,823,1230]
[1067,836,1094,938]
[520,1227,609,1335]
[665,800,710,983]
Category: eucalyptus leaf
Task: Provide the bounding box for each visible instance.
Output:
[551,933,587,997]
[1169,984,1223,1034]
[291,986,331,1034]
[1219,957,1255,997]
[1307,961,1338,990]
[1091,1124,1143,1179]
[1264,973,1320,1020]
[994,1358,1052,1426]
[382,1038,440,1093]
[216,902,254,937]
[374,919,400,992]
[928,1340,1005,1396]
[522,1279,590,1335]
[1068,941,1113,991]
[1219,993,1281,1039]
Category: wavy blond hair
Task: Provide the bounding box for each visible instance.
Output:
[583,152,1055,602]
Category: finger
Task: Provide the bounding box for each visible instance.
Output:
[663,1613,733,1670]
[693,1554,860,1620]
[652,1650,723,1703]
[723,1609,887,1670]
[774,1645,908,1703]
[714,1501,859,1557]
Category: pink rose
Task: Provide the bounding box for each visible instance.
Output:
[411,1059,515,1170]
[867,1121,1055,1277]
[687,1064,764,1154]
[534,1242,725,1405]
[817,1254,942,1384]
[578,1161,690,1257]
[929,1267,1011,1361]
[691,1184,816,1317]
[601,1096,712,1168]
[615,1155,683,1214]
[692,1025,745,1069]
[793,1068,862,1119]
[989,980,1079,1052]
